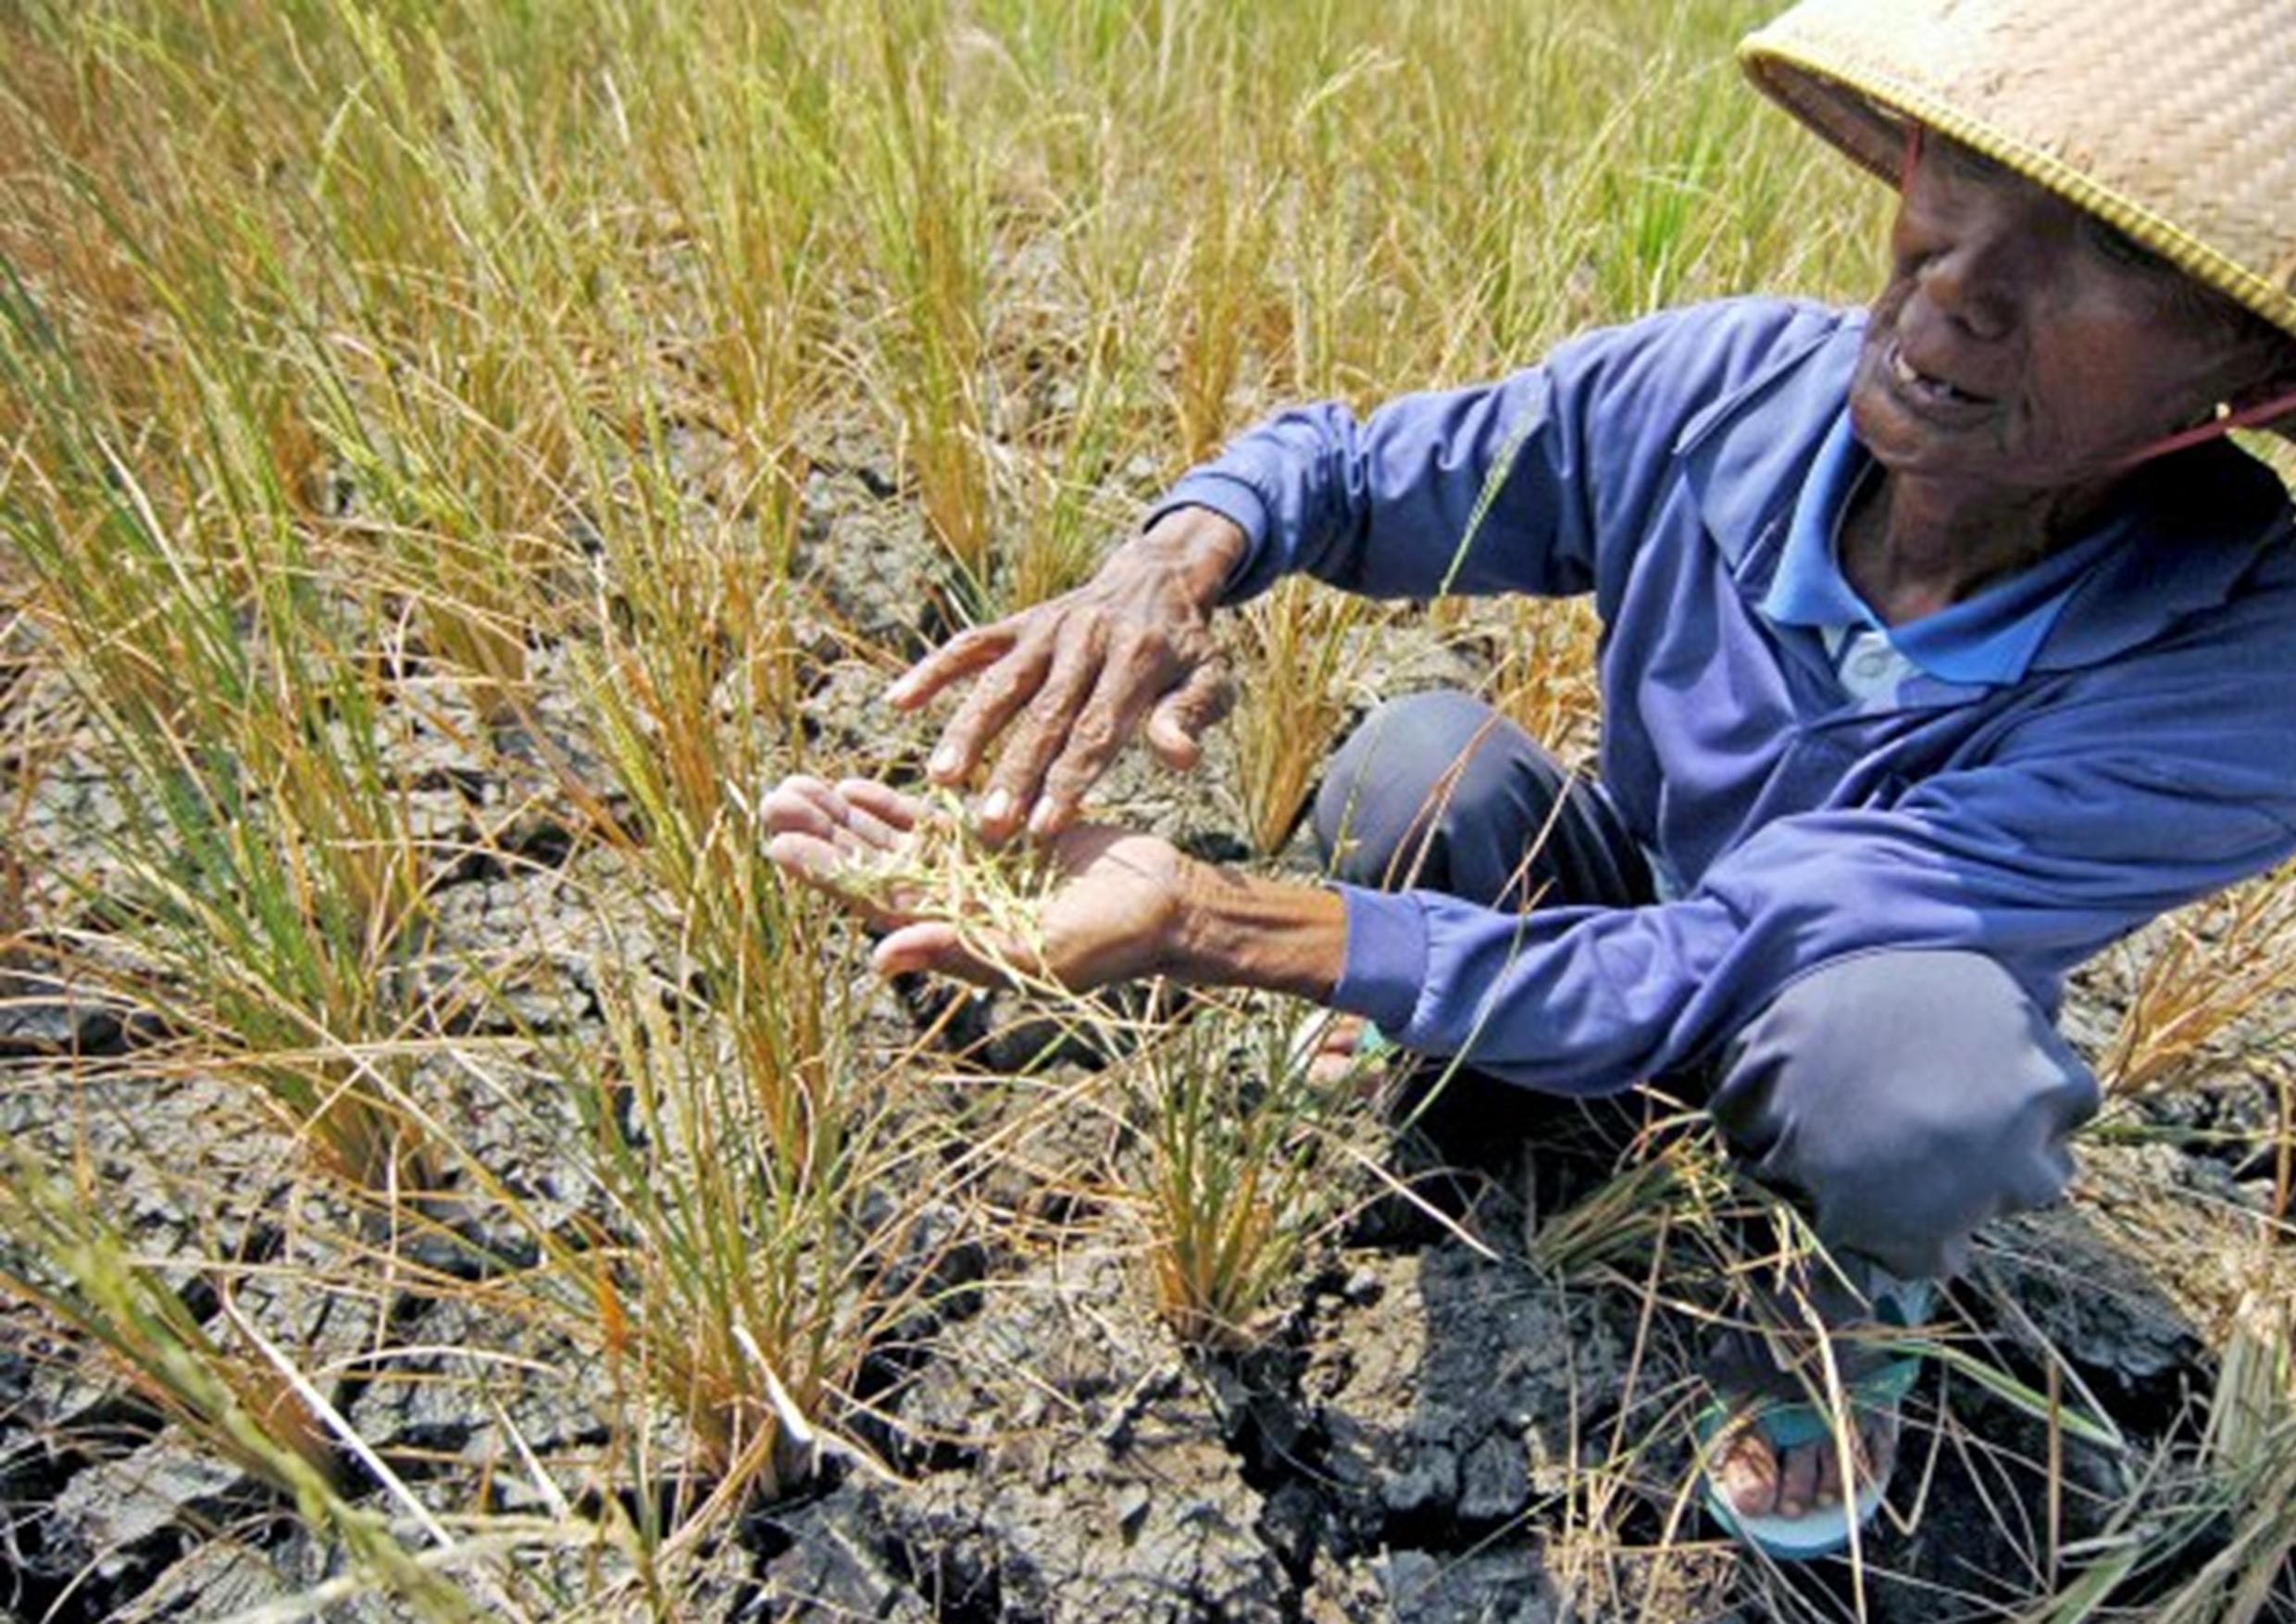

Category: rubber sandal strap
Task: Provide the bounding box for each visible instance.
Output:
[1735,1354,1919,1451]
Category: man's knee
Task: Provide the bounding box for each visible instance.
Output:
[1710,951,2101,1280]
[1312,690,1520,890]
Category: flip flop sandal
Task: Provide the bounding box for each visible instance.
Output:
[1698,1278,1933,1561]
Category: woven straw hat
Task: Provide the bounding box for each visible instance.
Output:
[1739,0,2296,347]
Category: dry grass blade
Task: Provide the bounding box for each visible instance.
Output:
[1228,579,1374,857]
[2148,1287,2296,1623]
[821,786,1067,987]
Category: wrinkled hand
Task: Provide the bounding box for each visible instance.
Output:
[763,775,1188,992]
[887,506,1244,842]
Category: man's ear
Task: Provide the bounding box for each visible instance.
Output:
[2232,343,2296,439]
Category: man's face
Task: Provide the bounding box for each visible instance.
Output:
[1850,134,2281,492]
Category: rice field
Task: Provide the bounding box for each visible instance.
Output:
[2,1,2292,1618]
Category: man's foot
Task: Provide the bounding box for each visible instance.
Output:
[1697,1284,1929,1559]
[1712,1403,1899,1522]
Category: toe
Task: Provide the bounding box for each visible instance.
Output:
[1778,1441,1820,1519]
[1815,1442,1842,1508]
[1719,1426,1778,1518]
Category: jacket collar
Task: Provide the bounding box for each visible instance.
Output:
[1675,307,2294,675]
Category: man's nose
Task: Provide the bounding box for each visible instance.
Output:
[1916,211,2037,343]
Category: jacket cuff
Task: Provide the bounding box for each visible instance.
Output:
[1328,884,1429,1038]
[1145,473,1272,603]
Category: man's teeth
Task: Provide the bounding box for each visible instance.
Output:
[1890,344,1972,402]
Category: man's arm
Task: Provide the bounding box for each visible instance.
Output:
[1166,856,1347,1001]
[886,299,1835,840]
[884,359,1599,843]
[1321,682,2296,1095]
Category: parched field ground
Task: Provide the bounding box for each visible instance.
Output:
[2,2,2293,1620]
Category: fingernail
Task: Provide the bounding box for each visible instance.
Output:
[885,680,913,706]
[980,789,1011,825]
[1027,801,1057,837]
[928,746,958,779]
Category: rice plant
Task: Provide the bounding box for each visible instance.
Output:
[1,250,446,1193]
[857,0,997,621]
[2101,861,2296,1099]
[1132,1001,1341,1350]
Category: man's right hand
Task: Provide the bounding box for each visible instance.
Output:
[887,505,1248,842]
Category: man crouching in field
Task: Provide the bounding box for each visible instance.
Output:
[766,0,2296,1559]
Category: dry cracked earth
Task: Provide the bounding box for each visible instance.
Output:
[3,431,2292,1622]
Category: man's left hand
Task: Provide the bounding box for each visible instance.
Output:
[762,775,1188,992]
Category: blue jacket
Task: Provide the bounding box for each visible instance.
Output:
[1157,298,2296,1093]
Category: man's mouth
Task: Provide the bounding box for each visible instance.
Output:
[1885,341,1992,409]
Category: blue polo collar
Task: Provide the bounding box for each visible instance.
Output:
[1760,409,2129,686]
[1758,406,1876,633]
[1677,308,2293,676]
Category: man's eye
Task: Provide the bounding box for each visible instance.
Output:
[2083,215,2170,276]
[1941,141,2008,181]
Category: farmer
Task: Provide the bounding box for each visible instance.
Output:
[765,0,2296,1557]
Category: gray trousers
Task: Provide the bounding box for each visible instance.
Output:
[1311,690,2099,1282]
